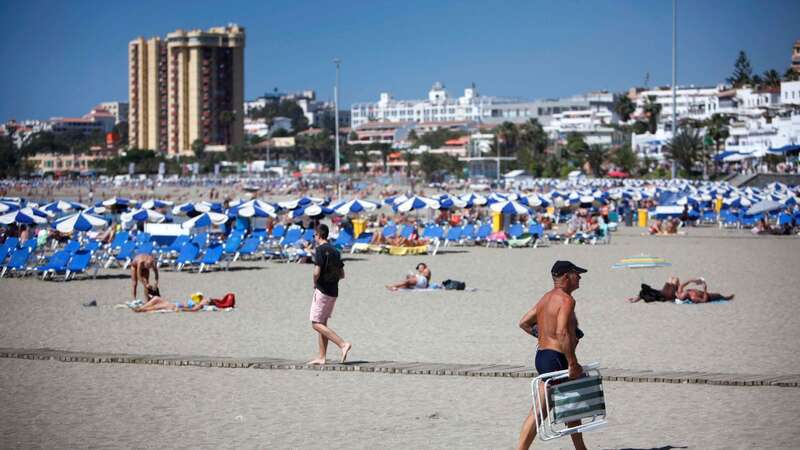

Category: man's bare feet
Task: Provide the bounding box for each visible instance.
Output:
[308,358,326,365]
[341,342,352,363]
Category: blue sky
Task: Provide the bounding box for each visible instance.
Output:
[1,0,798,122]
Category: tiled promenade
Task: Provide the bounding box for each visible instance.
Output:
[2,347,798,388]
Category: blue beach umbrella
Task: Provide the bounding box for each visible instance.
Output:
[489,200,530,215]
[0,200,21,213]
[84,206,107,215]
[195,201,224,213]
[436,194,467,210]
[102,197,131,208]
[395,195,440,213]
[525,194,550,208]
[53,211,108,233]
[333,199,380,215]
[291,204,334,219]
[0,208,48,225]
[746,200,784,216]
[458,192,487,207]
[42,200,87,214]
[229,200,277,218]
[121,208,166,223]
[172,202,199,216]
[180,212,229,230]
[278,196,323,210]
[141,199,174,210]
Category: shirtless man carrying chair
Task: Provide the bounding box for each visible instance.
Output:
[517,260,588,450]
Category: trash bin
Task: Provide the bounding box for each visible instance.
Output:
[637,209,648,228]
[492,212,502,232]
[715,197,723,213]
[624,210,633,227]
[352,219,366,238]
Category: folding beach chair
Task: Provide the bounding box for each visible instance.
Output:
[531,362,607,442]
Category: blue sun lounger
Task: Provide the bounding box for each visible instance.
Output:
[64,249,97,281]
[175,242,200,271]
[198,242,224,273]
[31,250,72,280]
[1,247,32,278]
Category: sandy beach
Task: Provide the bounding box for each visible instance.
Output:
[1,224,799,448]
[2,359,799,449]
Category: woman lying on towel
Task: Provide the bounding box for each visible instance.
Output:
[133,291,236,312]
[628,277,733,303]
[386,262,431,291]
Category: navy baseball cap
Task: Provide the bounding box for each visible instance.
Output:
[551,260,587,277]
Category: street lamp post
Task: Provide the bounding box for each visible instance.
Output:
[671,0,678,179]
[334,58,341,198]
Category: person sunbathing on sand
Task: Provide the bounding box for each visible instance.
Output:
[386,262,431,291]
[133,291,233,313]
[676,278,734,303]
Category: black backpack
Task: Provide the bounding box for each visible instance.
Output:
[442,279,466,290]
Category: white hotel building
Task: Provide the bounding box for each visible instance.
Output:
[351,82,617,136]
[632,82,800,161]
[350,82,500,128]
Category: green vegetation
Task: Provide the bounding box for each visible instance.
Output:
[248,99,309,133]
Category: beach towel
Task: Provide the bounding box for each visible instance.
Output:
[674,299,729,305]
[388,245,428,256]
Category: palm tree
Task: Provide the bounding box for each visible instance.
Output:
[643,96,662,134]
[704,114,730,156]
[402,149,415,177]
[585,145,607,177]
[762,69,781,88]
[613,93,635,122]
[357,145,371,173]
[664,127,703,176]
[783,68,800,82]
[518,119,548,175]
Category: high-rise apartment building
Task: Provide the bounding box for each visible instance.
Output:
[128,24,245,155]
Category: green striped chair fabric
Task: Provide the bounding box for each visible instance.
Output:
[550,375,606,423]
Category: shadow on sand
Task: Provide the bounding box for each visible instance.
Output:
[608,446,689,450]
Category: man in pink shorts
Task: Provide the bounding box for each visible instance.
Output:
[308,224,352,364]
